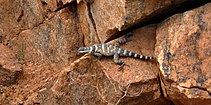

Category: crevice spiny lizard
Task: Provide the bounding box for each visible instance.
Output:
[78,33,155,70]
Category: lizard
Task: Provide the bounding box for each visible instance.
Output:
[78,33,155,70]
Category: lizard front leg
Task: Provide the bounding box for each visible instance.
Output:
[93,52,103,60]
[113,53,125,70]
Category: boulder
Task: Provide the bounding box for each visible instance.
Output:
[156,3,211,105]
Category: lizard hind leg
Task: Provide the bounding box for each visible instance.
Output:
[115,32,133,46]
[113,53,125,71]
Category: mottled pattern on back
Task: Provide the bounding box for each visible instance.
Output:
[78,33,154,70]
[88,44,153,60]
[93,44,123,56]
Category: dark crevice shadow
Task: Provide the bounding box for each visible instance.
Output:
[105,1,211,43]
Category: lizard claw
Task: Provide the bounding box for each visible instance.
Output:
[118,63,125,71]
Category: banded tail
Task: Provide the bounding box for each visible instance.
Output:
[123,49,154,60]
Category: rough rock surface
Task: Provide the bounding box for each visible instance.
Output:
[0,0,76,46]
[37,55,167,105]
[1,1,83,104]
[12,6,83,65]
[36,25,167,105]
[0,0,211,105]
[101,25,157,86]
[0,45,21,86]
[77,0,195,43]
[0,44,21,105]
[156,3,211,105]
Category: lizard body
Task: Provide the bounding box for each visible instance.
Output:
[78,32,154,69]
[78,43,154,68]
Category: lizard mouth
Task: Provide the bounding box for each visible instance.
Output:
[78,47,89,53]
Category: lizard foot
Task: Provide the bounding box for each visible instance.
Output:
[118,63,125,71]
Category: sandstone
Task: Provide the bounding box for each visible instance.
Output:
[0,0,76,46]
[0,5,83,104]
[77,0,194,43]
[0,0,49,46]
[0,44,21,86]
[101,25,157,86]
[77,1,99,46]
[0,0,210,104]
[37,53,169,105]
[156,2,211,105]
[12,6,83,65]
[35,25,171,105]
[40,0,76,11]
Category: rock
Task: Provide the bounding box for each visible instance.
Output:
[156,2,211,105]
[12,6,83,65]
[38,55,121,105]
[38,54,169,105]
[0,0,49,46]
[0,44,21,86]
[77,0,194,43]
[40,0,76,11]
[0,5,83,104]
[101,25,157,86]
[0,0,75,46]
[77,1,99,45]
[36,25,171,105]
[0,0,210,104]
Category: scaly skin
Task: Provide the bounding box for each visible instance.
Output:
[78,32,155,70]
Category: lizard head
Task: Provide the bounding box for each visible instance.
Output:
[78,47,90,53]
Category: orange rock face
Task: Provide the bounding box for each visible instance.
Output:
[0,45,21,86]
[0,0,211,105]
[77,0,195,44]
[81,0,193,43]
[156,3,211,105]
[36,25,165,105]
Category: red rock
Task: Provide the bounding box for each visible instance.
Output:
[0,44,21,86]
[0,0,75,46]
[0,0,49,46]
[38,53,170,105]
[156,3,211,105]
[0,5,83,104]
[40,0,76,11]
[102,25,157,86]
[77,0,193,43]
[0,0,210,104]
[77,2,99,46]
[12,6,83,65]
[36,25,171,105]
